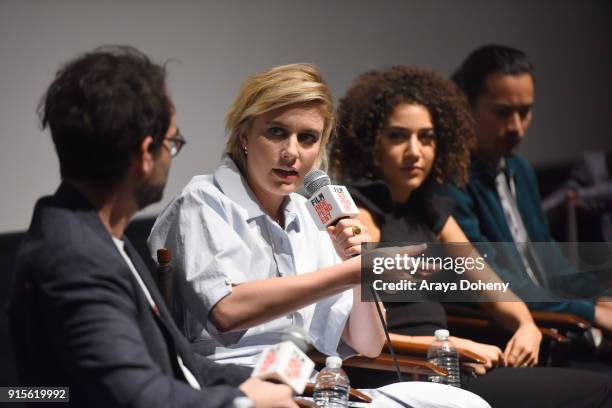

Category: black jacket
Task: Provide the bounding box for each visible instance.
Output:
[8,182,250,407]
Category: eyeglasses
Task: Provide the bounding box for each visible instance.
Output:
[164,128,186,157]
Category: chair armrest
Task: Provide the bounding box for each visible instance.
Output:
[447,315,569,343]
[387,336,487,364]
[444,303,590,333]
[539,327,570,343]
[309,351,447,377]
[454,346,488,364]
[303,383,372,404]
[530,311,591,332]
[156,248,175,308]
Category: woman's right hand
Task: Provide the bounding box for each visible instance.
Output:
[327,218,371,260]
[451,337,504,370]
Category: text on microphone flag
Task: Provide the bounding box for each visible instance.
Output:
[259,346,279,373]
[335,187,354,212]
[284,351,306,381]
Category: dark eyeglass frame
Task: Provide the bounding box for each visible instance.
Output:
[164,128,187,157]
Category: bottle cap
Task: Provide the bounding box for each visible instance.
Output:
[325,356,343,368]
[232,396,254,408]
[434,329,450,341]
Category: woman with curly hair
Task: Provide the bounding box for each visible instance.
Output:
[330,66,612,406]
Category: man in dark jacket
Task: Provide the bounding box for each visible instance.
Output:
[440,44,612,331]
[8,45,297,408]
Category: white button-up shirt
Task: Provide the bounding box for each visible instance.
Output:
[148,156,353,366]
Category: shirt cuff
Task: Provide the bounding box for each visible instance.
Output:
[193,278,248,346]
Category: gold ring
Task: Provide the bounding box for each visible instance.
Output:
[351,225,362,235]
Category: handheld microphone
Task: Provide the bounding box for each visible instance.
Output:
[302,169,404,382]
[302,169,360,230]
[250,327,315,394]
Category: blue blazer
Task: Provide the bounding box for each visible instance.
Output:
[438,154,596,321]
[8,182,250,407]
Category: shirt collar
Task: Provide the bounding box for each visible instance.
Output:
[471,154,515,183]
[496,157,516,182]
[213,155,301,231]
[497,157,507,174]
[282,196,301,232]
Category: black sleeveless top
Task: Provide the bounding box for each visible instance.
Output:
[347,179,454,242]
[346,179,456,335]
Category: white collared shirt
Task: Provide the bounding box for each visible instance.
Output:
[495,158,546,287]
[148,155,353,366]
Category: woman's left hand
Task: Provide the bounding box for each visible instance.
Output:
[503,322,542,367]
[327,218,371,260]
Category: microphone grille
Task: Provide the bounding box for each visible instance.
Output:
[281,326,313,353]
[303,169,331,197]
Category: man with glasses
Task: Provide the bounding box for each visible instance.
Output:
[165,128,187,157]
[8,45,297,408]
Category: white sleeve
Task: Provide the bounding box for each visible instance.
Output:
[148,189,251,345]
[308,230,354,358]
[309,289,354,358]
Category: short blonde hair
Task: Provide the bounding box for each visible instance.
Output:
[225,63,334,174]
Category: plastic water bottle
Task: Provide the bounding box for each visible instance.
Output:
[427,329,461,388]
[313,356,349,407]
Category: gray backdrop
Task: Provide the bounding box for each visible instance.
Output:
[1,0,610,233]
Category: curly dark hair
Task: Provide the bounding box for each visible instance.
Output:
[39,45,173,183]
[330,65,475,187]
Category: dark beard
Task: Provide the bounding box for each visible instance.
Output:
[134,180,165,210]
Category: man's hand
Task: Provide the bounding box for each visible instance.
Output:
[503,323,542,367]
[239,378,298,408]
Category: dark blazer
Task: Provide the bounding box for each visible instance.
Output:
[438,154,596,321]
[8,182,250,407]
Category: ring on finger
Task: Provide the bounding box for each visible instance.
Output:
[351,225,362,235]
